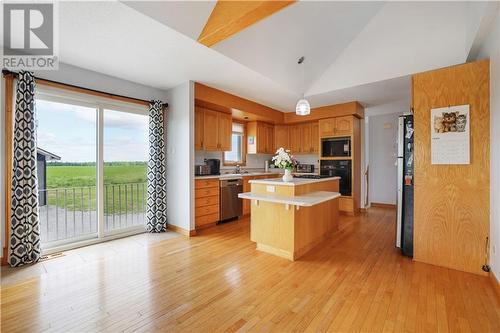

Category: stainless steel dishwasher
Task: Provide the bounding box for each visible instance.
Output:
[219,178,243,221]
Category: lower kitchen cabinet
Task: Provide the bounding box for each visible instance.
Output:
[195,179,220,229]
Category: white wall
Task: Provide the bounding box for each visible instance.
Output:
[164,82,194,231]
[34,63,166,101]
[476,5,500,278]
[367,113,400,205]
[364,100,408,206]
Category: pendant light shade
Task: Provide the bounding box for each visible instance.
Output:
[295,98,310,116]
[295,56,310,116]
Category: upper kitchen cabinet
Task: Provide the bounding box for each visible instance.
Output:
[289,125,302,153]
[196,106,232,151]
[194,108,204,150]
[217,112,232,151]
[334,116,353,136]
[285,121,319,154]
[247,121,274,154]
[319,116,353,137]
[274,125,289,151]
[311,122,319,153]
[319,118,336,137]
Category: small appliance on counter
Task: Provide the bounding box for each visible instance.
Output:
[205,158,221,175]
[295,164,315,174]
[396,114,414,257]
[194,164,211,176]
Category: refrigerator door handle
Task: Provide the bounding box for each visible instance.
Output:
[397,117,404,158]
[396,157,403,248]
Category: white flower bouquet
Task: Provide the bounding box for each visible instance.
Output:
[272,148,297,170]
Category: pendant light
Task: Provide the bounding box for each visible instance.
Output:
[295,56,310,116]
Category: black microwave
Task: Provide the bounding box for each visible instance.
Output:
[321,137,351,158]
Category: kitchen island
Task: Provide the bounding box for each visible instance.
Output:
[239,177,340,261]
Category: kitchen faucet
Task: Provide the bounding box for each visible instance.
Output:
[235,165,241,174]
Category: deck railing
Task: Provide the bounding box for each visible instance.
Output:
[39,182,147,244]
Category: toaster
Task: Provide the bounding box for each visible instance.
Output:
[195,164,211,176]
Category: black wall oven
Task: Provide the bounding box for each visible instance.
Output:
[320,160,352,196]
[321,137,351,158]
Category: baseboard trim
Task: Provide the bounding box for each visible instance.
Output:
[490,270,500,300]
[167,224,196,237]
[371,202,397,209]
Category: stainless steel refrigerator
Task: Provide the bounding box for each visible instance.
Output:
[396,114,414,257]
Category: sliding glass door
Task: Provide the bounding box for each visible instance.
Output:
[35,89,149,249]
[103,109,148,233]
[36,99,99,246]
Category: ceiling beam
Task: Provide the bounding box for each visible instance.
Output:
[198,1,295,47]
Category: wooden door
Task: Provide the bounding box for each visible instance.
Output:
[274,125,289,151]
[203,109,219,151]
[300,123,312,154]
[265,124,274,154]
[319,118,335,137]
[256,123,267,153]
[289,125,301,154]
[218,112,232,151]
[311,122,319,153]
[334,116,353,136]
[194,108,204,150]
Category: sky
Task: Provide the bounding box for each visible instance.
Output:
[36,99,149,163]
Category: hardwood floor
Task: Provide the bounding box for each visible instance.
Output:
[1,208,499,332]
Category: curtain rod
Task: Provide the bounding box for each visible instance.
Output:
[2,69,168,108]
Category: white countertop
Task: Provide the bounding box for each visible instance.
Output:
[195,171,281,180]
[249,176,340,186]
[238,191,341,207]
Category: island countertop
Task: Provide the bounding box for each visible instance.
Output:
[249,176,340,186]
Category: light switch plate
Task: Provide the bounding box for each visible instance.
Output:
[266,186,275,193]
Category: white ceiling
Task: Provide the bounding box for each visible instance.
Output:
[213,1,384,94]
[12,1,494,112]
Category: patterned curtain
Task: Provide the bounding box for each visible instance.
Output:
[146,100,167,232]
[9,71,41,267]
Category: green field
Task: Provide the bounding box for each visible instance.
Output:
[45,163,148,214]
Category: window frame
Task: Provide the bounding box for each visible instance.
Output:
[223,120,247,166]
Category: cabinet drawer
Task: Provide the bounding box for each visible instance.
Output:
[339,197,353,212]
[195,204,219,217]
[195,179,219,189]
[195,187,219,198]
[196,213,219,227]
[195,195,219,208]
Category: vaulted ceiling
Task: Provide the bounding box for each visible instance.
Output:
[13,1,498,112]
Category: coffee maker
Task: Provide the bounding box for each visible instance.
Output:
[205,159,220,175]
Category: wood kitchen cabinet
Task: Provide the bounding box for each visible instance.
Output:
[289,125,302,153]
[217,112,232,151]
[194,108,204,150]
[196,107,232,151]
[311,122,319,153]
[334,116,353,136]
[195,178,220,229]
[247,121,275,154]
[274,125,289,151]
[319,116,353,137]
[286,121,319,154]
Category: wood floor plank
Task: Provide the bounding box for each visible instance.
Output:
[1,208,499,332]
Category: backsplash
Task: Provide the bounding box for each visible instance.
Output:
[195,150,319,171]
